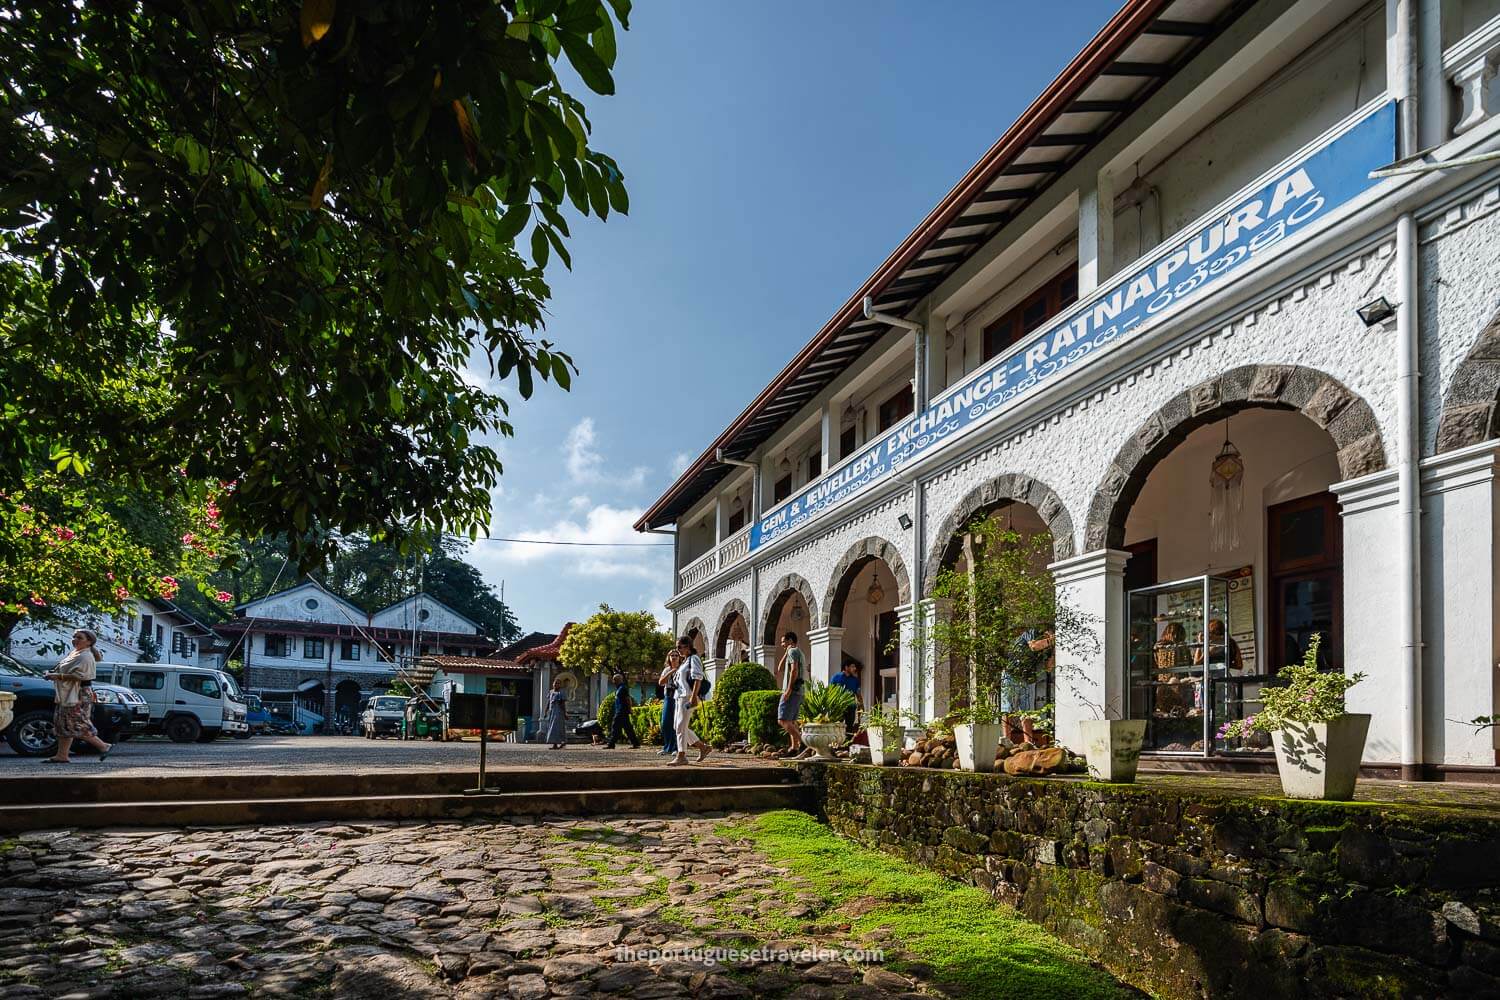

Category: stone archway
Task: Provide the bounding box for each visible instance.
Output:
[1436,310,1500,453]
[822,536,911,628]
[922,474,1075,595]
[760,574,819,646]
[681,617,708,655]
[1083,363,1387,550]
[714,599,750,660]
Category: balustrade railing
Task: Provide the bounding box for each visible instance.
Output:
[675,526,752,593]
[1448,15,1500,135]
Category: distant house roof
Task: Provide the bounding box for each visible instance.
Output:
[516,623,574,664]
[499,630,558,659]
[421,655,533,677]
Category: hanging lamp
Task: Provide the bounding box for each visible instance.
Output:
[1209,417,1245,552]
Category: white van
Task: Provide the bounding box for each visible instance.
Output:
[97,662,250,742]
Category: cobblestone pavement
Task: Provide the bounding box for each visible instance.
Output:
[0,736,761,777]
[0,814,925,999]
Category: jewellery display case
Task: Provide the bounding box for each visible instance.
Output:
[1126,575,1246,755]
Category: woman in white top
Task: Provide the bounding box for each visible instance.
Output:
[668,636,710,765]
[42,628,112,763]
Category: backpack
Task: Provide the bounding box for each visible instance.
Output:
[697,674,712,699]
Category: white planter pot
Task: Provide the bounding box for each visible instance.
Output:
[866,728,901,766]
[1270,714,1371,801]
[1079,719,1146,783]
[801,722,845,760]
[954,722,1004,772]
[0,691,13,733]
[902,726,925,751]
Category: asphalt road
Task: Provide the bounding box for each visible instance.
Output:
[0,734,753,777]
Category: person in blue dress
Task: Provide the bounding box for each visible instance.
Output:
[542,676,569,749]
[657,649,681,756]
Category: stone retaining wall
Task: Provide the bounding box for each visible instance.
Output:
[818,764,1500,999]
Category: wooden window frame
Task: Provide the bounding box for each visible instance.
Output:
[982,265,1080,363]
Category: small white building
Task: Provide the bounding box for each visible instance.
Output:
[221,580,495,727]
[8,597,223,671]
[641,0,1500,779]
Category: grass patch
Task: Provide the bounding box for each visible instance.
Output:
[720,810,1131,1000]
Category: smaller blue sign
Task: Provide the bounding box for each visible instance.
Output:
[749,102,1397,552]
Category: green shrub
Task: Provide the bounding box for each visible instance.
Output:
[632,700,663,745]
[712,662,776,741]
[799,681,856,723]
[740,690,786,747]
[694,698,729,747]
[596,695,612,730]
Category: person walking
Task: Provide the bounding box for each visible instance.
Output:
[831,660,862,740]
[42,628,111,763]
[604,673,641,749]
[775,631,807,758]
[668,636,710,765]
[541,676,569,749]
[657,649,681,757]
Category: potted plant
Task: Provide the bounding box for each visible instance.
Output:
[798,682,857,759]
[862,705,912,766]
[1250,635,1368,800]
[920,514,1098,773]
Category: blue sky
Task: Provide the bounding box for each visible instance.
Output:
[464,1,1122,634]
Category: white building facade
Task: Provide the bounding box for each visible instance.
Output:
[640,0,1500,778]
[224,580,491,726]
[8,596,223,671]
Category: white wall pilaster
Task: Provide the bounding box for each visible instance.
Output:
[1418,441,1500,766]
[807,626,844,686]
[1049,549,1130,752]
[704,656,727,685]
[917,598,951,723]
[895,603,918,717]
[1078,169,1115,295]
[1334,468,1404,763]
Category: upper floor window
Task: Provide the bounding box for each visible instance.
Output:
[264,635,289,657]
[773,474,793,504]
[304,597,319,611]
[877,385,914,433]
[806,452,821,481]
[340,639,360,661]
[303,637,325,660]
[727,507,746,534]
[839,424,857,460]
[982,266,1079,362]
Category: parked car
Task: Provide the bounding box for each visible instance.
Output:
[360,695,407,739]
[0,652,150,756]
[95,662,249,742]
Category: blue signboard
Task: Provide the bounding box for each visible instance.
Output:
[749,102,1396,552]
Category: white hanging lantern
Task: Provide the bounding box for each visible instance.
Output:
[1209,420,1245,553]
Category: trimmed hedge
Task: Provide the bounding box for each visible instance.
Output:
[693,698,728,747]
[713,662,777,742]
[596,694,664,745]
[740,689,787,747]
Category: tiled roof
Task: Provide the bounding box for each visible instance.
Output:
[499,631,558,659]
[422,656,533,676]
[516,622,573,664]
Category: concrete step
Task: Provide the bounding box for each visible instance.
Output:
[0,781,816,831]
[0,764,796,806]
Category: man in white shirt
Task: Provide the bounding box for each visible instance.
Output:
[668,636,710,765]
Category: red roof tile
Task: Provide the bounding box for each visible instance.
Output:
[516,622,573,664]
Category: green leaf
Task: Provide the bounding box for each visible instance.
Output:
[550,354,572,390]
[496,202,531,242]
[530,225,550,268]
[558,33,614,96]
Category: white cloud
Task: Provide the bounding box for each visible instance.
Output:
[564,418,648,489]
[669,451,692,476]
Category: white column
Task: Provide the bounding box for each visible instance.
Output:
[713,494,726,546]
[820,400,835,475]
[1335,469,1403,764]
[1078,169,1115,296]
[1049,549,1129,752]
[924,311,947,402]
[1419,442,1500,766]
[704,656,727,685]
[807,626,844,686]
[895,603,918,717]
[921,598,953,722]
[755,643,778,671]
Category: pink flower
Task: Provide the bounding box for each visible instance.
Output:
[54,527,75,541]
[114,586,129,601]
[214,591,233,605]
[29,594,45,607]
[19,504,31,513]
[182,532,195,545]
[106,572,115,582]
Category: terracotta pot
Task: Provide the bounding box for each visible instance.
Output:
[1270,714,1371,800]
